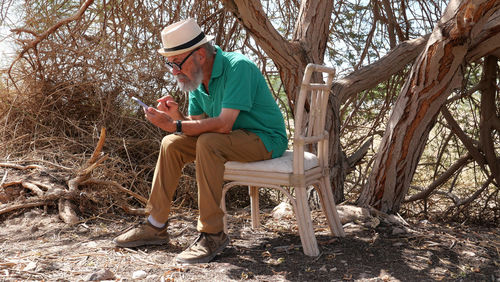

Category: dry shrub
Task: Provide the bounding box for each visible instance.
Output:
[0,75,165,214]
[0,1,297,218]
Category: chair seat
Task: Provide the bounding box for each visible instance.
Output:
[221,64,345,257]
[224,150,319,173]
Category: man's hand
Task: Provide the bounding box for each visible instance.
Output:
[145,107,176,132]
[156,95,182,120]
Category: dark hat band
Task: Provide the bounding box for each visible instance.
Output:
[163,32,205,52]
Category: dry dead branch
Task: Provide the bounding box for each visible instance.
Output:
[81,178,147,205]
[0,163,44,170]
[0,200,52,214]
[67,127,108,193]
[0,127,149,224]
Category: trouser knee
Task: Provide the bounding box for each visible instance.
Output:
[196,133,227,159]
[161,134,183,152]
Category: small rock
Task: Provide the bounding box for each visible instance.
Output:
[392,227,406,235]
[462,251,476,257]
[87,269,115,281]
[319,265,327,272]
[146,274,159,280]
[30,225,39,233]
[132,270,148,279]
[24,210,41,219]
[419,219,430,225]
[271,202,293,219]
[23,261,37,271]
[386,214,406,226]
[336,205,371,224]
[330,267,337,272]
[84,241,98,248]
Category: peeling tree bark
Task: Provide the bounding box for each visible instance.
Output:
[328,35,428,201]
[359,0,500,213]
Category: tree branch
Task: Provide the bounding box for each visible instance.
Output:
[81,178,147,205]
[479,55,500,186]
[404,153,472,203]
[8,0,95,87]
[333,35,430,104]
[441,107,487,169]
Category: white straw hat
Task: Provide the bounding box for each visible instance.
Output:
[158,18,214,57]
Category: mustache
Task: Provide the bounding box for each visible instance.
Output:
[176,73,189,81]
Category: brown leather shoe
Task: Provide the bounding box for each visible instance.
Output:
[175,231,229,264]
[113,220,169,248]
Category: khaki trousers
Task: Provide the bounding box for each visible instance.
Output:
[147,129,272,234]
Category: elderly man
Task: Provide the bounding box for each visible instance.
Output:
[113,18,287,264]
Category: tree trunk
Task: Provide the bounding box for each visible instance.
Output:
[221,0,333,113]
[328,35,429,202]
[359,0,500,213]
[479,56,500,186]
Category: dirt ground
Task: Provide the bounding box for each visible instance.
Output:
[0,205,498,282]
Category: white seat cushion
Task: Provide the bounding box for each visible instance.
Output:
[224,150,319,173]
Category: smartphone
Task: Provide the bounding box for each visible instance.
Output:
[132,96,149,110]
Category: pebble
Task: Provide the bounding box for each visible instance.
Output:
[271,202,293,219]
[23,261,37,271]
[132,270,148,279]
[462,251,476,257]
[86,269,115,281]
[392,227,406,235]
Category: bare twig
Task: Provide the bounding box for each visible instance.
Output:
[0,163,44,170]
[119,204,147,216]
[8,0,95,88]
[0,200,52,215]
[404,153,473,203]
[81,178,147,205]
[68,128,108,193]
[448,176,494,219]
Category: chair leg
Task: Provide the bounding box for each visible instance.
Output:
[294,186,320,256]
[248,186,261,229]
[318,177,345,237]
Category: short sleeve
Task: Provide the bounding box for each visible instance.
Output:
[221,60,255,111]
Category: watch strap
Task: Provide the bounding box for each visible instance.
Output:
[175,120,182,134]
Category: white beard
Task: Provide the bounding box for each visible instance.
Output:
[176,62,203,92]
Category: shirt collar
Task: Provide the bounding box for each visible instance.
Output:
[210,45,223,80]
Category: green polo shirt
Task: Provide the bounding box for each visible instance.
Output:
[188,46,287,158]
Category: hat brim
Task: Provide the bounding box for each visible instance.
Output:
[158,35,214,57]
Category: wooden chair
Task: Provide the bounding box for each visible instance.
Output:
[222,63,345,256]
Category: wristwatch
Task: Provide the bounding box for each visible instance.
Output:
[175,120,182,135]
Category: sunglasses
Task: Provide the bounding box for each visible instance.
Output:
[165,47,201,72]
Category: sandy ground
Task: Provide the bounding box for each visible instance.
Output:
[0,205,498,281]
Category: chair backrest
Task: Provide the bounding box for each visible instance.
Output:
[292,64,336,176]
